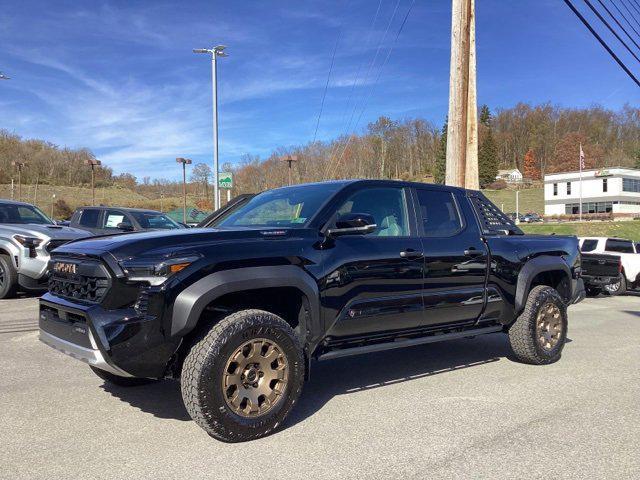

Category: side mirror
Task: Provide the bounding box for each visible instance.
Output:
[117,223,134,232]
[327,213,377,237]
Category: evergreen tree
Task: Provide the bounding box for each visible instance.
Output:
[479,129,498,187]
[479,104,491,126]
[434,120,447,184]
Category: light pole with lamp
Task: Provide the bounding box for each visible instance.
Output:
[176,157,192,224]
[11,161,25,201]
[84,159,102,206]
[193,45,227,210]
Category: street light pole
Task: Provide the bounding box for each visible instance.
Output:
[280,155,299,186]
[11,161,25,201]
[84,159,102,206]
[193,45,227,210]
[176,157,192,224]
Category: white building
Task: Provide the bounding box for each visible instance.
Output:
[544,167,640,216]
[496,168,523,183]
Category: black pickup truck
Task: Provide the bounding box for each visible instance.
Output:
[39,180,584,442]
[580,251,621,296]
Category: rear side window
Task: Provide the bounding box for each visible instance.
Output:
[78,209,100,227]
[416,189,462,237]
[103,210,132,229]
[605,239,635,254]
[580,239,598,252]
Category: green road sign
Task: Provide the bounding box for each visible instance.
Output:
[218,172,233,189]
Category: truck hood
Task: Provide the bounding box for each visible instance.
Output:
[52,227,311,260]
[0,223,90,241]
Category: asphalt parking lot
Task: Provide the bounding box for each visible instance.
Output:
[1,294,639,480]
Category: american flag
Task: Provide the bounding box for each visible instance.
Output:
[579,143,585,170]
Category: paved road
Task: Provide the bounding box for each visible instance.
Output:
[1,295,639,480]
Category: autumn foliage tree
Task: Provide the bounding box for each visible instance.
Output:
[523,149,541,180]
[548,132,603,173]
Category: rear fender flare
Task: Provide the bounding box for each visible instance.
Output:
[171,266,320,342]
[515,256,571,314]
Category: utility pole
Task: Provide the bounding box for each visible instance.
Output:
[176,157,192,224]
[11,161,25,201]
[281,155,299,185]
[445,0,478,190]
[193,45,228,210]
[84,159,101,206]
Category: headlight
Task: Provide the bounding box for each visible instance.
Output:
[13,235,43,258]
[120,255,201,286]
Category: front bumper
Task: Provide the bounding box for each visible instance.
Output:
[38,292,179,378]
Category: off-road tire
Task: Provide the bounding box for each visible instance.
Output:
[508,285,568,365]
[181,309,304,443]
[604,275,626,296]
[0,254,18,300]
[90,365,157,387]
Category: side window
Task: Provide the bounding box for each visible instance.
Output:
[416,189,462,237]
[603,178,608,192]
[78,209,100,228]
[605,239,635,254]
[566,182,571,195]
[553,183,558,196]
[580,239,598,252]
[103,210,131,229]
[335,187,409,237]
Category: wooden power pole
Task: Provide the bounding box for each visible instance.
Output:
[446,0,479,190]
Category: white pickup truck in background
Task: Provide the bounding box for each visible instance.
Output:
[579,237,640,295]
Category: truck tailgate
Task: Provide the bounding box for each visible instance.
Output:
[581,253,620,277]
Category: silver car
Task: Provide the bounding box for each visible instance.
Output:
[0,200,90,299]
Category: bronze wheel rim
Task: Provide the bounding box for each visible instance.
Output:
[222,338,289,418]
[536,302,562,351]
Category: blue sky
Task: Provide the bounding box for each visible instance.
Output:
[1,0,639,180]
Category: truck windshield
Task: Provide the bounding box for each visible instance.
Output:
[214,184,341,228]
[0,204,53,225]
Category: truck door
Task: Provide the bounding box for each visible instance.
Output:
[413,188,488,326]
[320,185,425,341]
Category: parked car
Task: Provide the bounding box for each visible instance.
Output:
[579,237,640,295]
[69,206,184,235]
[522,213,543,223]
[579,250,621,296]
[0,199,90,299]
[39,180,584,442]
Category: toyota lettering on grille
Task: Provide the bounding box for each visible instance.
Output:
[54,262,77,274]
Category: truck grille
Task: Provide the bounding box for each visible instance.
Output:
[48,257,112,304]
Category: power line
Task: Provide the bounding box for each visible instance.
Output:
[312,30,341,144]
[597,0,640,52]
[627,0,640,16]
[583,0,640,63]
[608,0,640,40]
[333,0,416,175]
[563,0,640,86]
[619,0,640,29]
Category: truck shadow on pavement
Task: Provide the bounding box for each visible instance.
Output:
[99,332,523,427]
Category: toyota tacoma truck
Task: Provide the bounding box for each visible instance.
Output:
[0,200,90,299]
[39,180,584,442]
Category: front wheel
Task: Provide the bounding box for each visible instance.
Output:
[181,309,304,442]
[604,275,626,296]
[0,254,18,300]
[508,285,568,365]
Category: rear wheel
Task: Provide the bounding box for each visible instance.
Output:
[508,285,568,365]
[604,275,626,296]
[181,309,304,442]
[0,254,18,300]
[89,366,157,387]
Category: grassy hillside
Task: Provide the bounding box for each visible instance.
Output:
[0,184,204,218]
[483,188,543,214]
[521,221,640,241]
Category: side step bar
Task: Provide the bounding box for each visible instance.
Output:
[317,325,503,361]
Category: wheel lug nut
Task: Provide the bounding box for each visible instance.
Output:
[253,382,258,388]
[258,372,264,377]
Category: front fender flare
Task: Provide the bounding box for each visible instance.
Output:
[171,266,320,341]
[515,256,572,314]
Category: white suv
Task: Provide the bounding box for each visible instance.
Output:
[579,237,640,295]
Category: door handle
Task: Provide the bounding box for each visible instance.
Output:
[464,247,483,257]
[400,249,423,259]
